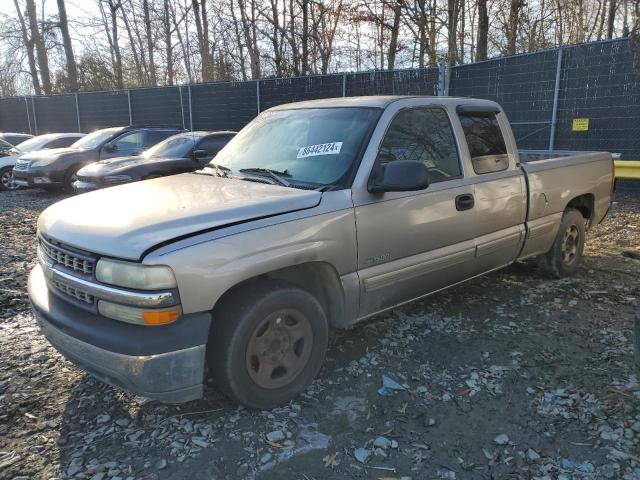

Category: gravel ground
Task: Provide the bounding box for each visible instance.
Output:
[1,188,639,480]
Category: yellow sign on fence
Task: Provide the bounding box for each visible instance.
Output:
[572,118,589,131]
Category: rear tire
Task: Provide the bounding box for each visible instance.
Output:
[207,280,328,409]
[0,166,19,191]
[538,208,586,278]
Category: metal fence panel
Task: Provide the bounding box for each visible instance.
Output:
[33,94,78,133]
[0,97,31,134]
[77,90,130,132]
[554,40,640,159]
[450,49,559,149]
[259,75,344,111]
[190,82,257,131]
[130,86,184,128]
[346,68,439,97]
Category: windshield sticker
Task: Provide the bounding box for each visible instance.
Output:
[297,142,343,158]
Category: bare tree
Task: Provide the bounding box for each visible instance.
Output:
[12,0,41,94]
[476,0,488,60]
[56,0,78,91]
[26,0,52,93]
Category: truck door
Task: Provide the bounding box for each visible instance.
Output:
[353,106,478,317]
[455,107,526,274]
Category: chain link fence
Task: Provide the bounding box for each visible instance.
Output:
[0,38,638,159]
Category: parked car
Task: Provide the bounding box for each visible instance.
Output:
[29,96,614,409]
[73,131,236,193]
[0,133,85,191]
[12,125,183,192]
[0,132,33,146]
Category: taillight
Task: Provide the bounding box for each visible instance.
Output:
[611,157,616,195]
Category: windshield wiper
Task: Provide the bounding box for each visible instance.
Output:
[196,163,230,178]
[239,167,291,187]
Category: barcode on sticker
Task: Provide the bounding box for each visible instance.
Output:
[297,142,343,158]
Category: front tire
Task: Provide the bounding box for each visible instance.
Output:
[538,208,586,278]
[0,166,19,191]
[208,280,328,409]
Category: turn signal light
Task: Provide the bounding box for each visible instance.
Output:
[143,308,181,326]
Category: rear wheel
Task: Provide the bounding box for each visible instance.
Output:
[0,166,19,191]
[208,280,328,409]
[538,208,586,278]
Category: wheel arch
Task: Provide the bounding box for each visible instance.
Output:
[211,261,347,329]
[566,193,595,227]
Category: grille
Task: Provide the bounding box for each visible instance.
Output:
[39,238,95,275]
[51,280,95,304]
[13,159,30,171]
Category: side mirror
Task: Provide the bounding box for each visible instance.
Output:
[192,149,210,163]
[368,160,430,193]
[103,143,117,153]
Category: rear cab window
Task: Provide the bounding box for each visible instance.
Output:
[457,109,510,174]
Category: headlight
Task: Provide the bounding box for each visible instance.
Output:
[29,158,54,168]
[96,258,177,290]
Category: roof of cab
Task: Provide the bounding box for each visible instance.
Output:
[268,95,500,111]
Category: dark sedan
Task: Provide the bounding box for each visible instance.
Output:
[73,131,236,193]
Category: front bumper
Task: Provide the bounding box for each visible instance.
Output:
[13,169,62,188]
[28,264,210,403]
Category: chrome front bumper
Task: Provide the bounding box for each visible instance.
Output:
[36,313,205,403]
[29,264,207,403]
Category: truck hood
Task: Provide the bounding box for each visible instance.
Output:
[38,173,322,260]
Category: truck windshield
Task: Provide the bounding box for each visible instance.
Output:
[142,133,200,159]
[72,127,122,150]
[212,107,380,188]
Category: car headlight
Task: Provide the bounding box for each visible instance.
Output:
[29,158,54,168]
[96,258,177,290]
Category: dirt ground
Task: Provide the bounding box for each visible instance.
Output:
[1,188,639,480]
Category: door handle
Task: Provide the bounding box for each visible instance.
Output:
[455,193,475,211]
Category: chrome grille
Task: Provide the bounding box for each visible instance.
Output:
[51,280,95,304]
[39,237,95,275]
[13,159,30,171]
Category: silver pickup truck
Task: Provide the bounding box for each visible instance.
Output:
[28,96,614,409]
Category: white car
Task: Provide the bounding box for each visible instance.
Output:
[0,133,85,191]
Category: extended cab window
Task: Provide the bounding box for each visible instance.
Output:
[376,108,461,183]
[459,113,509,174]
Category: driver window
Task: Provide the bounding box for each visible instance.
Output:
[376,107,462,183]
[113,131,144,151]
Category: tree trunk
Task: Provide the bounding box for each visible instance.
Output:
[56,0,78,91]
[607,0,617,39]
[506,0,523,55]
[109,0,124,89]
[387,0,402,70]
[143,0,157,85]
[26,0,52,94]
[476,0,488,60]
[192,0,214,81]
[301,0,309,74]
[163,0,174,85]
[238,0,261,79]
[13,0,41,95]
[447,0,459,64]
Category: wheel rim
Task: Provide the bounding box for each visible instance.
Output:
[245,309,313,389]
[561,224,580,264]
[1,170,18,190]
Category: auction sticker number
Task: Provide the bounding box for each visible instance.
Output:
[297,142,343,158]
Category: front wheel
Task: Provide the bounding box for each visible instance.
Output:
[0,166,19,191]
[208,281,328,409]
[538,208,586,277]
